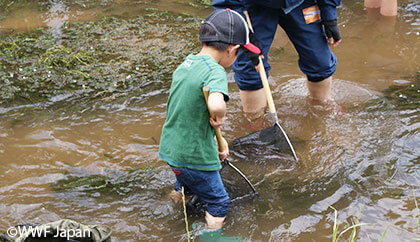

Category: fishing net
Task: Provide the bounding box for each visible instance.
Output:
[230,124,293,163]
[186,125,297,215]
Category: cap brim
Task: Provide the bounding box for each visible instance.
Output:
[243,43,261,54]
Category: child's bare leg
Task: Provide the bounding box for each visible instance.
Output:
[205,211,225,231]
[380,0,397,16]
[364,0,380,8]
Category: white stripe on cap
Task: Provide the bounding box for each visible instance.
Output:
[228,9,233,44]
[230,10,250,45]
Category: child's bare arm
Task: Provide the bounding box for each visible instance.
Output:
[207,92,226,129]
[208,91,229,161]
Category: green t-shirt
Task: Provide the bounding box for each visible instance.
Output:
[159,54,229,171]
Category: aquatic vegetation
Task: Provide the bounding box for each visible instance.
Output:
[188,0,212,9]
[0,0,18,12]
[329,202,420,241]
[39,45,95,68]
[51,168,155,195]
[196,0,211,6]
[0,0,128,12]
[0,9,202,105]
[329,206,373,242]
[415,193,420,234]
[365,73,420,111]
[382,73,420,109]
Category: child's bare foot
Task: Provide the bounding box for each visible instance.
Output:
[205,212,225,231]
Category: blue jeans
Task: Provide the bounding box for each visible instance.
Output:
[233,0,337,90]
[170,165,230,217]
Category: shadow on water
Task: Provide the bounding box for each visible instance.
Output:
[0,0,419,241]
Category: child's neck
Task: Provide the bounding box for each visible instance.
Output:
[196,46,223,64]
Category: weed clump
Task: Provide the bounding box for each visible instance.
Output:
[52,168,154,195]
[382,73,420,109]
[0,10,201,105]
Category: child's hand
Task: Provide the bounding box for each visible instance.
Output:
[209,116,225,129]
[218,137,229,162]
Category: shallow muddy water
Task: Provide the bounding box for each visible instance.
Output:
[0,0,419,241]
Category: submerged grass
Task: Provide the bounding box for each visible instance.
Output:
[51,168,155,195]
[39,45,96,68]
[0,0,136,12]
[365,72,420,112]
[0,9,201,106]
[382,72,420,109]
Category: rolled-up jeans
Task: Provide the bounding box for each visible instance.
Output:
[170,165,230,217]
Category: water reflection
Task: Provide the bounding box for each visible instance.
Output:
[0,0,419,241]
[0,78,418,241]
[43,1,69,39]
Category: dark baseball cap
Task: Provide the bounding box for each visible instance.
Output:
[199,9,260,54]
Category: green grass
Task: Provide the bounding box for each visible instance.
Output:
[330,206,374,242]
[379,225,390,242]
[182,186,191,242]
[329,200,420,242]
[414,192,420,238]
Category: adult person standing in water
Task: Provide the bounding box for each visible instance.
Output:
[212,0,342,117]
[364,0,398,16]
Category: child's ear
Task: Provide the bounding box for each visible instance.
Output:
[232,44,240,52]
[228,44,240,55]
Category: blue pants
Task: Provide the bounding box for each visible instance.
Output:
[170,166,230,218]
[233,0,337,90]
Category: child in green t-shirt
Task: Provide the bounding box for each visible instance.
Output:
[159,9,260,233]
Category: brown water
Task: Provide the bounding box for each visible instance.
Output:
[1,0,419,241]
